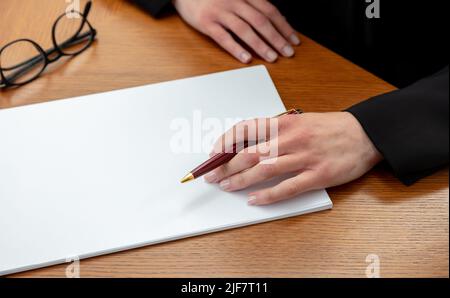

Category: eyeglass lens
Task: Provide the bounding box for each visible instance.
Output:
[54,11,93,55]
[0,40,46,85]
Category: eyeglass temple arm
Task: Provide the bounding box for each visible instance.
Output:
[59,1,93,53]
[72,1,92,40]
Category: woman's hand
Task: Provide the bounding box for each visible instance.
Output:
[205,112,383,205]
[172,0,300,63]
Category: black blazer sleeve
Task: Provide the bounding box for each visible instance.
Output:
[132,0,172,17]
[347,66,449,185]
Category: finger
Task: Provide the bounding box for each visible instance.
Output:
[247,171,317,205]
[218,155,306,191]
[235,2,294,57]
[206,140,284,183]
[210,118,274,156]
[205,144,262,183]
[206,23,253,63]
[206,134,291,184]
[247,0,301,45]
[218,13,279,63]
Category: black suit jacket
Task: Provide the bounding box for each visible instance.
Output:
[134,0,449,185]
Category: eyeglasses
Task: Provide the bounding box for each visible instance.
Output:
[0,1,97,89]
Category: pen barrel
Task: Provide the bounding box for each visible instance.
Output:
[192,152,237,178]
[192,141,249,178]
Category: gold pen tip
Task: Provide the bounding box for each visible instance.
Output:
[180,173,195,183]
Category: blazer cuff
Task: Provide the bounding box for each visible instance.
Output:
[346,67,449,185]
[133,0,173,17]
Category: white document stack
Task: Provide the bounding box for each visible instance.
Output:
[0,66,332,275]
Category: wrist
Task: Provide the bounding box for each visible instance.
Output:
[344,112,383,167]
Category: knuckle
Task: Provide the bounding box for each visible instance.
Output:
[243,153,259,166]
[213,31,229,44]
[297,128,314,145]
[229,1,242,11]
[215,165,227,179]
[276,137,291,152]
[265,5,280,18]
[277,117,291,132]
[269,33,284,47]
[197,8,215,24]
[252,14,269,27]
[285,181,300,197]
[259,163,277,178]
[233,174,246,188]
[233,21,250,34]
[198,17,210,27]
[263,189,275,204]
[204,24,215,36]
[251,37,267,52]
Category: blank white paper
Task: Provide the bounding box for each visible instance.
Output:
[0,66,332,275]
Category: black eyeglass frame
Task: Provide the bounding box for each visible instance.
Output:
[0,1,97,89]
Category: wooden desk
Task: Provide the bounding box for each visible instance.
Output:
[1,0,448,278]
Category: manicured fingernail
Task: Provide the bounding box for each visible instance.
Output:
[266,50,278,62]
[282,45,294,57]
[219,179,231,191]
[248,195,257,206]
[290,34,301,45]
[240,52,252,63]
[204,172,217,183]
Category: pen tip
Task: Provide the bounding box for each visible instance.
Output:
[180,173,195,183]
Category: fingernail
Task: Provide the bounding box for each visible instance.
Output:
[240,52,252,63]
[266,50,278,62]
[248,195,257,206]
[219,179,231,191]
[282,45,294,57]
[290,34,301,45]
[204,172,217,183]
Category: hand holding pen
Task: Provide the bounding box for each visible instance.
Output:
[183,110,383,206]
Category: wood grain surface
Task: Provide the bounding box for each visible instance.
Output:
[0,0,448,278]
